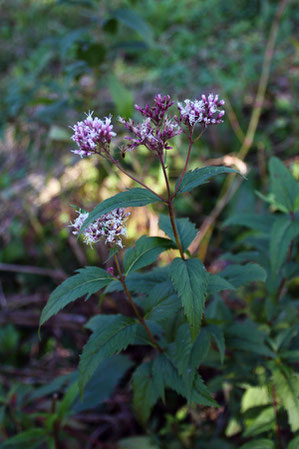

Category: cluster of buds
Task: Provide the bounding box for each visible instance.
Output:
[177,94,225,128]
[70,112,116,158]
[119,94,182,156]
[70,208,130,248]
[135,94,174,126]
[118,115,182,156]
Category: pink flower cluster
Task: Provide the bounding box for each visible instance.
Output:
[70,208,130,248]
[119,94,182,156]
[70,112,116,158]
[177,94,225,128]
[135,94,174,125]
[69,93,225,159]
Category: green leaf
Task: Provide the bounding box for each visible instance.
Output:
[79,315,137,393]
[145,294,181,324]
[243,407,275,437]
[270,215,299,275]
[159,214,197,252]
[108,75,133,118]
[175,166,240,194]
[272,367,299,431]
[111,8,154,45]
[57,382,79,419]
[219,263,266,288]
[1,429,47,448]
[288,435,299,449]
[239,439,274,449]
[227,320,275,358]
[269,156,299,212]
[207,274,235,294]
[241,386,271,413]
[72,355,133,413]
[170,258,208,340]
[118,437,159,449]
[76,42,106,67]
[124,235,175,275]
[132,362,160,425]
[175,326,211,398]
[79,188,162,235]
[153,353,217,407]
[40,267,112,328]
[207,325,225,364]
[223,213,272,233]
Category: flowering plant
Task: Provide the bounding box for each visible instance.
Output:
[39,93,250,423]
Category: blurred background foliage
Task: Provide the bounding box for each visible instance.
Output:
[0,0,298,447]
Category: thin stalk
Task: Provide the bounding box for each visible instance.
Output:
[110,156,166,203]
[172,131,196,199]
[160,154,185,259]
[272,385,284,449]
[114,254,163,352]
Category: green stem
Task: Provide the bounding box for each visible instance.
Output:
[114,254,163,352]
[160,154,185,259]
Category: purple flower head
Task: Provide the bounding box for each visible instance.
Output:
[177,94,225,128]
[106,266,115,276]
[119,94,182,156]
[70,208,130,248]
[135,94,175,126]
[70,112,116,158]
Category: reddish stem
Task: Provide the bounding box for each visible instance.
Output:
[114,254,163,352]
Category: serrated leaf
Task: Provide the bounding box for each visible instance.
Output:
[170,258,208,340]
[153,352,217,406]
[145,294,181,324]
[177,327,211,398]
[79,315,137,393]
[223,213,272,233]
[79,188,162,235]
[239,438,274,449]
[132,361,160,425]
[219,263,266,288]
[175,166,240,194]
[40,267,112,328]
[124,235,175,275]
[270,215,299,275]
[207,325,225,364]
[207,273,235,294]
[272,367,299,431]
[269,156,299,212]
[159,214,197,252]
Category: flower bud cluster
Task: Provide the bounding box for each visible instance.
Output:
[135,94,174,126]
[71,112,116,158]
[70,208,129,248]
[119,94,182,156]
[177,94,225,128]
